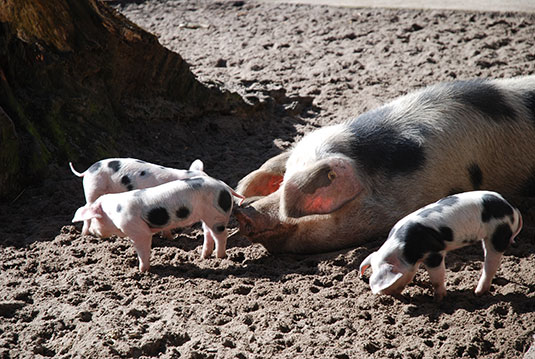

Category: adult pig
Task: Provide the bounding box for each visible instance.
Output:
[235,76,535,254]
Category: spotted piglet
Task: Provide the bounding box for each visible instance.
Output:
[70,158,206,237]
[72,176,244,272]
[359,191,522,301]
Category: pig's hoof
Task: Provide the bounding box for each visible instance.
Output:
[139,264,150,272]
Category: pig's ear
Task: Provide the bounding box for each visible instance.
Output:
[281,156,362,218]
[189,159,204,172]
[72,203,103,222]
[236,151,290,197]
[369,263,404,294]
[359,252,375,277]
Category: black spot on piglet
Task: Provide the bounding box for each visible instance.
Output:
[400,222,448,265]
[88,161,102,173]
[121,175,131,185]
[147,207,170,227]
[108,160,121,172]
[491,223,513,252]
[218,190,232,213]
[184,177,205,189]
[176,206,190,219]
[481,194,513,222]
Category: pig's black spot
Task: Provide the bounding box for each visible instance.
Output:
[450,80,517,121]
[418,196,458,218]
[133,189,146,197]
[121,175,131,185]
[184,177,205,189]
[127,185,134,191]
[401,222,448,265]
[468,163,483,190]
[523,90,535,124]
[424,252,443,268]
[481,194,513,222]
[491,223,513,252]
[88,161,102,173]
[176,206,190,219]
[347,108,426,175]
[146,207,170,227]
[437,195,459,207]
[418,205,443,218]
[116,204,122,213]
[136,160,146,164]
[215,224,226,233]
[108,160,121,172]
[218,190,232,212]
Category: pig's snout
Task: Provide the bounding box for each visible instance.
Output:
[233,204,263,239]
[233,198,297,253]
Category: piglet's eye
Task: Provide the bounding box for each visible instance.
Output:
[328,170,336,181]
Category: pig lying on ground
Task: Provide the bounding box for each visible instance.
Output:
[235,76,535,254]
[359,191,523,301]
[72,176,245,272]
[70,158,206,237]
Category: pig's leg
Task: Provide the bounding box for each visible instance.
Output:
[201,222,215,259]
[424,253,447,301]
[211,226,229,259]
[475,241,503,296]
[128,230,153,272]
[425,262,447,301]
[82,219,91,236]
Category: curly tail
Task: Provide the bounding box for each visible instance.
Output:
[69,162,84,177]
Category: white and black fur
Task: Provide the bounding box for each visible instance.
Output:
[359,191,523,301]
[70,157,206,236]
[72,176,244,272]
[236,76,535,254]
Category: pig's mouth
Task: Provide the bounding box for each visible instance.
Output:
[233,205,297,253]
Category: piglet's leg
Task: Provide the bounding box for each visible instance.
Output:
[475,242,503,296]
[82,219,91,236]
[212,226,229,259]
[129,230,153,272]
[425,261,447,301]
[201,222,215,259]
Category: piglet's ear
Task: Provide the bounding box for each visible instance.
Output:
[369,263,404,294]
[189,159,204,172]
[72,203,103,222]
[281,156,362,218]
[359,252,375,277]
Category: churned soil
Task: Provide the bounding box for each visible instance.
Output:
[1,1,535,358]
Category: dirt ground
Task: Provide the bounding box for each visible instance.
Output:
[1,0,535,358]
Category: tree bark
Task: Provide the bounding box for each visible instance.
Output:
[0,0,247,198]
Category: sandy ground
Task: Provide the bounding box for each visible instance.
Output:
[1,0,535,358]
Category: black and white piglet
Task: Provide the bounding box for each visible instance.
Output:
[359,191,522,301]
[72,176,245,272]
[70,158,206,236]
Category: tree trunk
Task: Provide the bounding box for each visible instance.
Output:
[0,0,248,198]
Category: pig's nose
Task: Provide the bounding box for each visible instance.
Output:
[233,206,256,238]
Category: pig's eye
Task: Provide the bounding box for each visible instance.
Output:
[328,170,336,181]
